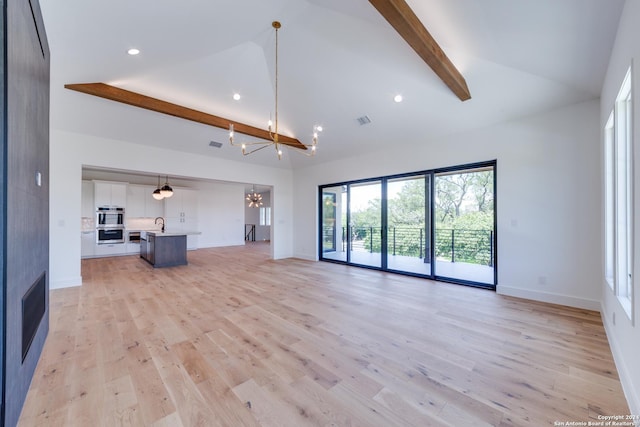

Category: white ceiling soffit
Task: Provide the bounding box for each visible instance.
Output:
[40,0,625,169]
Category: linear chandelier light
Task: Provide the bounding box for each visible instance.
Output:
[229,21,321,160]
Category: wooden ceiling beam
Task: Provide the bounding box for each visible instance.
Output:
[368,0,471,101]
[64,82,308,150]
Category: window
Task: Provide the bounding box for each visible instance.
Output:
[604,112,615,290]
[260,207,271,226]
[605,66,634,319]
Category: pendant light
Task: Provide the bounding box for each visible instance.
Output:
[152,176,164,200]
[160,175,173,198]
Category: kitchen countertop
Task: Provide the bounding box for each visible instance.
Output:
[141,231,201,238]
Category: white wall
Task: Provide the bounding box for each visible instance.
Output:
[192,181,245,248]
[50,129,294,289]
[293,99,602,311]
[600,0,640,416]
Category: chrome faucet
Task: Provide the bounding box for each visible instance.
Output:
[155,217,165,233]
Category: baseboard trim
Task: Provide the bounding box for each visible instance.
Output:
[50,276,82,290]
[294,253,316,261]
[497,285,600,311]
[601,303,640,417]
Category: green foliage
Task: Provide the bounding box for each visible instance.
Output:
[451,210,493,231]
[388,179,425,227]
[432,171,494,264]
[321,193,337,249]
[436,171,494,227]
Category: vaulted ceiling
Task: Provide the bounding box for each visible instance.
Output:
[40,0,625,169]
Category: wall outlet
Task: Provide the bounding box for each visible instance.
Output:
[538,276,547,285]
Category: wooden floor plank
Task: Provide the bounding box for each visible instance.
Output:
[18,243,629,426]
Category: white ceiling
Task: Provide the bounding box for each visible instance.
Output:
[40,0,625,170]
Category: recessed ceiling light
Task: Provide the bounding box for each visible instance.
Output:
[233,93,241,101]
[316,125,323,132]
[394,94,403,103]
[127,48,140,56]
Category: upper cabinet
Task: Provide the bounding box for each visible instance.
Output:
[164,188,197,220]
[81,180,95,217]
[126,185,145,217]
[126,185,164,218]
[146,193,164,218]
[94,181,127,207]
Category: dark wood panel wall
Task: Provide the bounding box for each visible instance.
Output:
[2,0,50,425]
[0,0,6,419]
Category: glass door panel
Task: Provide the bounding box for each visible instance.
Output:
[386,175,431,276]
[321,185,347,261]
[349,181,382,268]
[434,167,495,285]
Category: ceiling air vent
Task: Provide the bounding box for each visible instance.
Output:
[209,140,223,148]
[356,115,371,126]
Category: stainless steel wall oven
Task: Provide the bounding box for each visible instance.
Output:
[97,228,125,244]
[96,207,125,244]
[96,206,124,227]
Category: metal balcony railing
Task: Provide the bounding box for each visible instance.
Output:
[245,224,256,242]
[322,226,494,267]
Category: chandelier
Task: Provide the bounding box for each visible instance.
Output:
[246,186,263,208]
[229,21,320,160]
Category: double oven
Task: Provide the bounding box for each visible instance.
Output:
[96,206,125,244]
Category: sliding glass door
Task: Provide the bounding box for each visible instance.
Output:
[349,181,382,268]
[386,175,431,275]
[319,161,497,288]
[434,167,495,285]
[321,185,347,261]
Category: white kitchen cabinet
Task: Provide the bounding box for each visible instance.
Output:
[126,185,146,217]
[146,194,164,218]
[81,180,95,218]
[94,242,126,257]
[81,231,95,258]
[164,188,198,225]
[126,242,141,255]
[181,189,197,217]
[94,181,127,207]
[127,184,164,218]
[164,188,199,250]
[163,191,182,218]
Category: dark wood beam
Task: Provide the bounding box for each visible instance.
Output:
[368,0,471,101]
[64,82,308,150]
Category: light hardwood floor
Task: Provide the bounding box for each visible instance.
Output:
[18,243,628,426]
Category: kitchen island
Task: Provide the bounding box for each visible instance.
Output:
[140,231,187,267]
